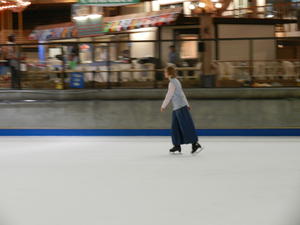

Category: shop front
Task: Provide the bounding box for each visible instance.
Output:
[26,1,299,89]
[26,7,183,88]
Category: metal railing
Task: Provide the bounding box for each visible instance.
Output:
[15,67,201,89]
[222,1,300,20]
[0,37,299,89]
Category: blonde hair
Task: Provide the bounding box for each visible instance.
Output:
[165,65,177,78]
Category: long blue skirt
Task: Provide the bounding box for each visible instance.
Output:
[171,106,198,146]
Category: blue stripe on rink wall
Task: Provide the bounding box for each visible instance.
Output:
[0,129,299,136]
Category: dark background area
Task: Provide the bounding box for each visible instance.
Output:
[13,4,72,29]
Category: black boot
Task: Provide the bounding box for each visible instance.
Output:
[191,142,203,154]
[170,145,181,153]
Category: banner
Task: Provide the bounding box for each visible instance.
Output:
[78,0,139,6]
[29,25,77,41]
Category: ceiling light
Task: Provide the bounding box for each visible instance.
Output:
[73,16,88,21]
[215,3,222,8]
[189,4,196,10]
[88,14,102,19]
[198,2,206,8]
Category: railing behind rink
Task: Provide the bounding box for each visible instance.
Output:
[222,1,300,19]
[20,60,300,89]
[0,37,300,89]
[12,67,201,89]
[214,59,300,88]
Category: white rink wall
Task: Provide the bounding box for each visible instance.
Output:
[0,99,299,129]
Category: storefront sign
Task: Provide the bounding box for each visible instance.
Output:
[104,12,179,32]
[156,0,184,5]
[72,4,104,37]
[78,0,139,5]
[29,7,181,40]
[72,4,103,17]
[76,18,104,37]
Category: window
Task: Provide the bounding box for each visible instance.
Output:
[79,44,93,63]
[180,35,198,59]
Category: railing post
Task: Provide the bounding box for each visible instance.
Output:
[153,68,157,88]
[106,43,111,89]
[249,39,254,85]
[92,70,96,88]
[18,44,22,89]
[117,71,121,87]
[155,30,162,89]
[61,46,66,89]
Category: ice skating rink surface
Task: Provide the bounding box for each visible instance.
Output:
[0,136,300,225]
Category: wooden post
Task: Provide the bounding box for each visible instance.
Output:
[7,10,12,31]
[106,43,111,89]
[249,39,254,84]
[0,11,4,43]
[249,0,257,18]
[200,13,214,76]
[61,46,66,89]
[18,11,24,39]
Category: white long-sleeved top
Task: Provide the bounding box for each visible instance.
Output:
[161,78,189,110]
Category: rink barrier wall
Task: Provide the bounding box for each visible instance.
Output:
[1,88,300,100]
[0,129,299,136]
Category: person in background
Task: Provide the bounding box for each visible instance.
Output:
[69,46,79,69]
[168,45,182,77]
[168,45,181,66]
[3,34,21,89]
[160,65,203,154]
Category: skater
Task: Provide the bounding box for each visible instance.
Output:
[160,65,203,154]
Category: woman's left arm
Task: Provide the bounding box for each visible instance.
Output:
[161,82,176,112]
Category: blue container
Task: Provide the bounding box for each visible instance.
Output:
[0,66,9,75]
[70,72,84,88]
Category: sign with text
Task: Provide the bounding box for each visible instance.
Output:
[70,72,85,88]
[78,0,139,6]
[72,4,104,37]
[72,4,103,17]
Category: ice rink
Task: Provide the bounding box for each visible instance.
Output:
[0,136,300,225]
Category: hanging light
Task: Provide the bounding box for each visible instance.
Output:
[73,15,88,21]
[189,4,196,10]
[198,2,206,8]
[0,0,31,11]
[215,3,222,8]
[88,14,102,19]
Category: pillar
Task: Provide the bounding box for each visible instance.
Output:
[200,13,214,76]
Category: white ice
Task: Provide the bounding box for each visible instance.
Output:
[0,136,300,225]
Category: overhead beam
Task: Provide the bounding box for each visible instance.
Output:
[30,0,76,4]
[30,0,150,4]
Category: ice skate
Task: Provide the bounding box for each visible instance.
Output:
[169,145,181,154]
[191,142,203,154]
